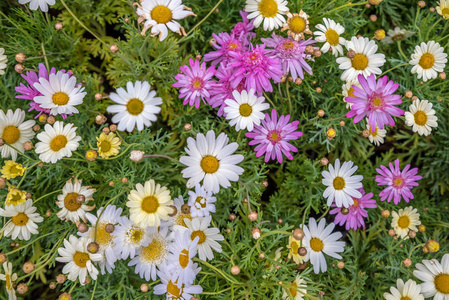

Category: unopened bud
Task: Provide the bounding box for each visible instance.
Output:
[337,261,345,269]
[231,265,240,275]
[15,53,26,63]
[181,204,190,214]
[47,115,56,125]
[248,211,258,221]
[318,110,325,117]
[362,129,370,137]
[403,258,412,267]
[184,123,192,131]
[87,242,99,254]
[381,210,390,218]
[22,261,34,273]
[130,150,144,162]
[95,93,102,100]
[251,227,261,239]
[95,114,106,125]
[299,247,307,256]
[320,157,329,166]
[55,22,63,30]
[405,91,413,98]
[56,274,66,284]
[426,240,439,253]
[388,229,396,236]
[78,223,88,233]
[347,50,356,59]
[110,44,119,53]
[14,64,25,73]
[292,228,304,240]
[229,213,236,221]
[23,141,33,151]
[140,284,149,292]
[17,283,28,294]
[33,124,41,131]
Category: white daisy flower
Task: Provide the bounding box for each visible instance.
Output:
[154,267,203,300]
[187,184,216,218]
[55,235,103,286]
[0,48,7,76]
[165,195,193,229]
[321,158,363,208]
[35,121,81,164]
[391,206,421,239]
[0,109,35,161]
[342,77,362,109]
[0,262,18,300]
[384,279,424,300]
[126,179,174,228]
[224,89,270,132]
[179,130,244,194]
[18,0,55,12]
[175,215,224,261]
[366,120,387,146]
[106,81,162,132]
[336,36,386,81]
[56,178,95,224]
[313,18,346,57]
[413,253,449,299]
[381,27,415,44]
[78,205,123,274]
[245,0,288,32]
[410,41,447,82]
[167,230,201,287]
[437,0,449,20]
[282,275,307,300]
[404,99,438,136]
[0,199,43,241]
[136,0,195,41]
[301,218,345,274]
[113,215,148,260]
[129,226,171,281]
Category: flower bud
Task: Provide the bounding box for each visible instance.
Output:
[388,229,396,236]
[55,22,63,30]
[56,274,66,284]
[292,228,304,240]
[362,129,370,137]
[418,224,426,232]
[110,44,119,53]
[299,247,307,256]
[347,50,356,59]
[231,265,240,275]
[105,224,115,233]
[59,292,71,300]
[0,253,6,264]
[78,223,88,233]
[47,115,56,125]
[130,150,144,162]
[95,114,106,125]
[229,213,236,221]
[251,227,261,239]
[33,124,41,131]
[408,230,416,238]
[95,93,102,100]
[403,258,412,267]
[248,211,258,221]
[374,29,386,40]
[326,128,336,139]
[318,110,325,117]
[49,282,56,289]
[405,91,413,98]
[184,123,192,131]
[22,261,34,273]
[439,72,446,80]
[87,242,99,254]
[109,124,117,132]
[337,261,345,269]
[320,157,329,166]
[426,240,439,253]
[140,284,149,292]
[15,53,26,63]
[381,210,390,218]
[15,64,25,73]
[418,0,426,8]
[17,283,28,294]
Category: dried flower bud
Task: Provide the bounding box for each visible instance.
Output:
[56,274,66,284]
[0,178,5,189]
[130,150,144,162]
[229,213,236,221]
[109,124,117,132]
[305,45,314,54]
[78,223,88,233]
[167,205,177,217]
[259,253,265,259]
[195,54,202,60]
[418,0,426,8]
[184,123,192,131]
[316,87,322,93]
[95,114,106,125]
[368,0,383,4]
[102,127,110,134]
[408,230,416,238]
[418,224,426,232]
[248,211,258,221]
[23,141,33,151]
[327,128,336,138]
[262,181,268,187]
[109,181,114,186]
[140,284,149,292]
[439,72,446,80]
[251,227,261,239]
[403,258,412,267]
[22,261,34,273]
[209,38,216,46]
[17,283,28,294]
[87,242,99,254]
[181,204,190,214]
[278,218,283,224]
[110,44,119,53]
[374,29,386,40]
[314,50,321,57]
[49,282,57,289]
[47,115,56,125]
[370,14,378,22]
[299,247,307,256]
[231,265,240,275]
[405,91,413,98]
[226,228,231,233]
[426,240,439,253]
[388,229,396,236]
[15,53,26,63]
[422,246,429,253]
[295,78,302,85]
[337,261,345,269]
[59,292,71,300]
[38,114,48,123]
[105,224,115,233]
[318,110,325,117]
[94,93,102,100]
[362,129,370,137]
[0,253,6,264]
[381,210,390,218]
[85,150,97,161]
[347,50,356,59]
[55,22,63,30]
[320,157,329,166]
[293,228,304,240]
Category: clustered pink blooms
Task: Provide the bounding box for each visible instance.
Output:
[203,32,245,65]
[375,159,422,205]
[230,11,256,42]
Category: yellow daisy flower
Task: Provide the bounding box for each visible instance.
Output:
[6,188,27,206]
[1,160,26,179]
[96,132,121,159]
[287,235,305,264]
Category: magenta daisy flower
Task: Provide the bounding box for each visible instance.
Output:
[231,10,256,42]
[204,32,245,65]
[330,188,377,230]
[375,159,422,205]
[346,74,404,132]
[245,109,302,163]
[228,44,283,95]
[173,58,217,109]
[262,34,315,80]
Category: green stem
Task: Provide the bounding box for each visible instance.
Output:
[34,190,61,204]
[286,81,292,115]
[320,1,368,16]
[90,278,98,300]
[317,206,331,222]
[397,41,408,61]
[143,154,178,162]
[263,92,277,110]
[194,258,241,285]
[41,42,49,71]
[17,161,40,189]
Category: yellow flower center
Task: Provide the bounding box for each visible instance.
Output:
[126,98,144,116]
[73,251,90,268]
[400,297,412,300]
[268,130,282,143]
[90,222,114,247]
[174,213,192,227]
[258,0,278,18]
[141,236,167,263]
[282,40,295,51]
[179,249,190,269]
[2,126,21,144]
[50,135,68,152]
[347,87,355,97]
[141,195,160,214]
[397,215,410,229]
[52,92,70,105]
[10,165,23,176]
[414,110,428,126]
[442,8,449,16]
[290,241,299,254]
[99,140,112,152]
[192,80,202,89]
[200,155,219,173]
[325,28,340,46]
[289,282,298,297]
[372,96,383,108]
[239,103,253,117]
[151,5,172,24]
[434,274,449,294]
[310,237,324,252]
[333,176,345,190]
[289,16,306,34]
[195,196,207,208]
[5,274,12,291]
[228,42,239,50]
[64,192,81,211]
[127,226,144,244]
[353,199,359,207]
[352,54,369,70]
[191,230,207,244]
[11,212,29,226]
[167,280,182,298]
[394,177,404,187]
[419,53,435,69]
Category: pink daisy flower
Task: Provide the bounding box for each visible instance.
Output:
[231,11,256,42]
[346,74,404,132]
[245,109,302,163]
[375,159,422,205]
[228,44,283,95]
[173,58,217,109]
[262,34,315,80]
[204,32,245,65]
[330,188,377,230]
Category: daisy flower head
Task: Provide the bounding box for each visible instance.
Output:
[0,262,17,300]
[0,199,43,241]
[313,18,346,57]
[321,159,363,208]
[262,34,315,80]
[187,184,217,218]
[404,99,438,136]
[35,121,81,164]
[287,234,305,264]
[0,109,35,161]
[437,0,449,19]
[244,0,288,31]
[346,74,404,131]
[0,48,7,75]
[366,121,387,146]
[391,206,421,239]
[229,44,283,94]
[384,279,424,300]
[224,89,270,132]
[336,36,386,81]
[282,275,307,300]
[282,10,313,41]
[55,235,103,286]
[231,10,256,42]
[154,267,203,300]
[113,216,148,260]
[78,205,123,274]
[179,130,244,194]
[97,132,121,159]
[342,77,362,109]
[172,58,216,109]
[1,161,26,180]
[410,41,447,82]
[18,0,55,12]
[127,179,174,228]
[56,179,95,224]
[375,159,422,205]
[330,188,377,230]
[382,27,415,44]
[245,109,302,164]
[204,32,244,65]
[301,218,345,274]
[128,226,171,281]
[106,81,162,132]
[136,0,195,41]
[414,254,449,298]
[5,188,27,207]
